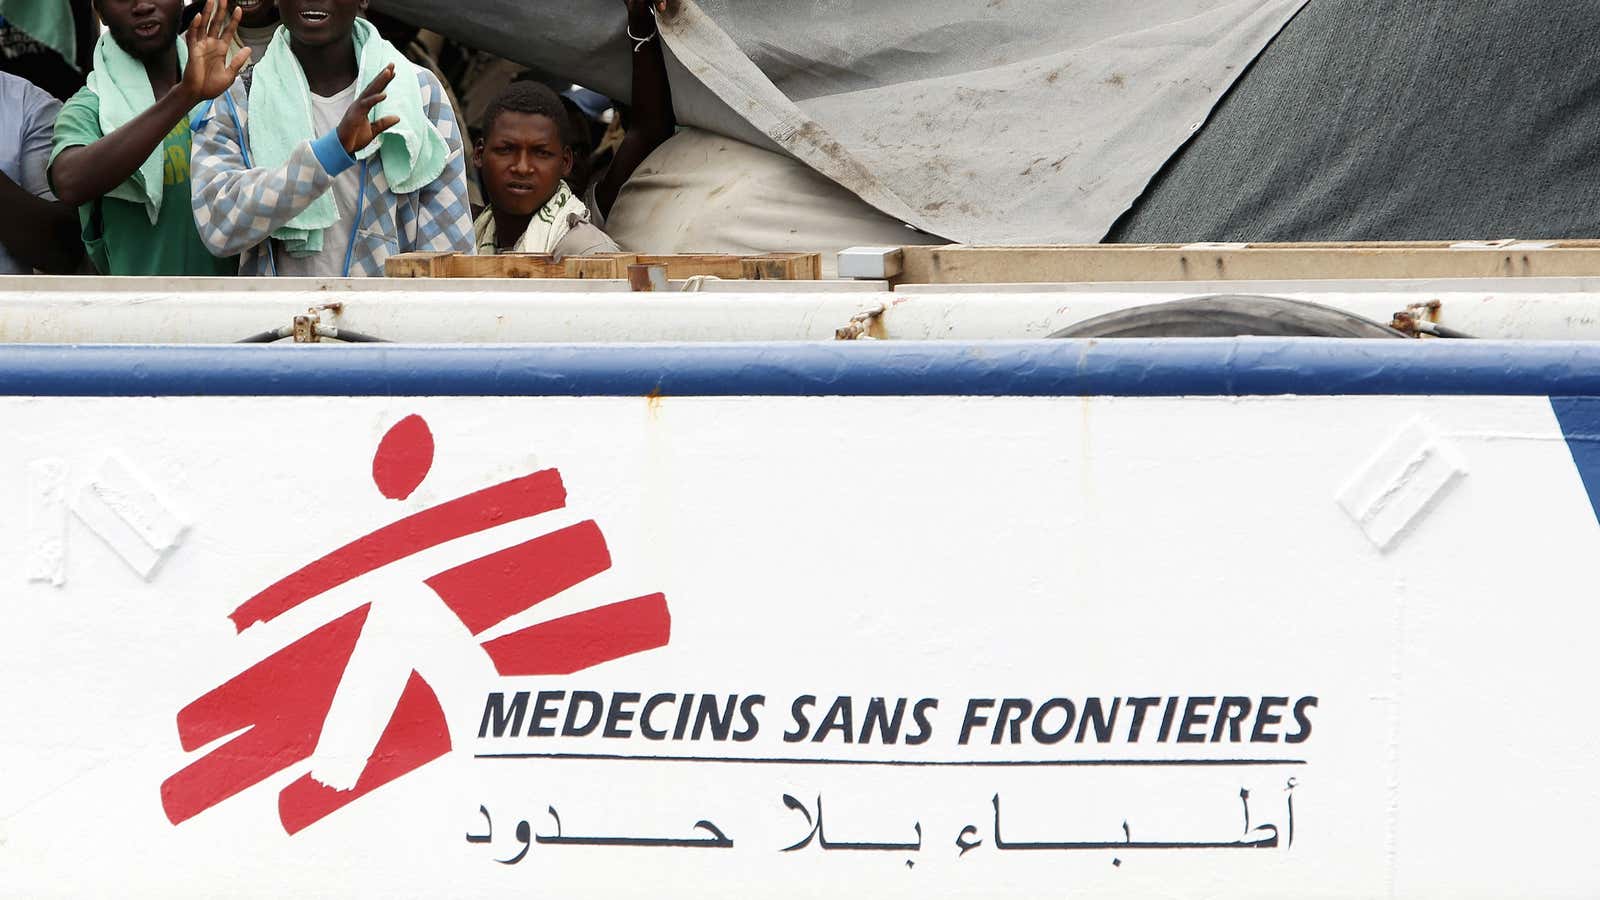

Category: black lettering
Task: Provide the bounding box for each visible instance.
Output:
[640,693,675,740]
[1125,696,1160,742]
[959,699,994,746]
[562,691,604,737]
[993,698,1033,745]
[1031,698,1075,744]
[673,692,695,739]
[478,691,529,738]
[1075,697,1121,743]
[734,695,764,742]
[1177,696,1215,743]
[784,695,816,743]
[1157,696,1180,742]
[1251,696,1288,743]
[860,698,906,744]
[529,690,564,738]
[906,699,938,745]
[692,694,737,741]
[603,692,641,739]
[1212,696,1252,742]
[1286,696,1318,744]
[812,696,854,743]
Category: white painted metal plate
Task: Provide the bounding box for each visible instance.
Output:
[2,394,1598,897]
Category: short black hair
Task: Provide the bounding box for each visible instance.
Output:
[480,81,574,149]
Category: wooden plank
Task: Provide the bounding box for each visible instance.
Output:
[741,252,822,281]
[799,252,823,280]
[387,251,827,281]
[446,253,565,279]
[384,252,457,278]
[634,254,748,280]
[1202,239,1600,250]
[896,244,1600,285]
[565,253,639,279]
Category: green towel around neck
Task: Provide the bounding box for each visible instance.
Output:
[0,0,77,69]
[249,18,448,255]
[84,31,189,225]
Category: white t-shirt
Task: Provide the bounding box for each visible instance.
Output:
[274,80,361,277]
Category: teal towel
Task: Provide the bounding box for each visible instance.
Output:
[0,0,77,70]
[84,31,189,225]
[249,18,448,255]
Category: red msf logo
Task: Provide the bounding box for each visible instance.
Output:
[161,415,670,834]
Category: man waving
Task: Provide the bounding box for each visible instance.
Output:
[49,0,248,275]
[189,0,473,276]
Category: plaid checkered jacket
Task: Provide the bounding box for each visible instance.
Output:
[191,69,474,276]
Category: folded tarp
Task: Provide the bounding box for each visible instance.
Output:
[370,0,1305,245]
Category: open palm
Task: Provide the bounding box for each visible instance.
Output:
[338,65,403,155]
[183,0,251,103]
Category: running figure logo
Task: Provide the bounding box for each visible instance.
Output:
[161,415,670,834]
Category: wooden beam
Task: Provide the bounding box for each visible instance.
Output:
[384,252,457,278]
[741,252,822,281]
[386,251,827,280]
[633,255,748,280]
[565,253,639,280]
[896,243,1600,285]
[445,253,565,278]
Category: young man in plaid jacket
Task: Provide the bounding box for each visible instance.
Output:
[189,0,472,276]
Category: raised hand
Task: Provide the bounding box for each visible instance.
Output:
[597,0,677,218]
[338,64,402,155]
[182,0,251,103]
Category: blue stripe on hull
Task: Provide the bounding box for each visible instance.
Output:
[2,340,1600,397]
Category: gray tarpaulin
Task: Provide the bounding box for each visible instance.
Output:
[371,0,1305,245]
[1111,0,1600,242]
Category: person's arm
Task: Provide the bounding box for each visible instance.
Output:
[593,0,677,219]
[51,88,198,208]
[193,66,402,257]
[552,223,621,261]
[49,0,250,208]
[0,92,80,273]
[0,173,80,273]
[403,70,474,254]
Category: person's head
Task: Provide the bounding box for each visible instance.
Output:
[276,0,365,49]
[475,81,576,216]
[95,0,185,61]
[232,0,279,28]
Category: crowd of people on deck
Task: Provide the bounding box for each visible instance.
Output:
[0,0,675,276]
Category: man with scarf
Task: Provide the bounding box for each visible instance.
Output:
[474,0,675,259]
[189,0,472,276]
[48,0,246,276]
[472,80,619,260]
